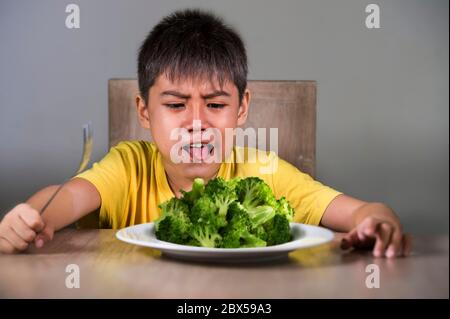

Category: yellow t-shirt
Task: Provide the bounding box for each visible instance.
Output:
[76,141,342,229]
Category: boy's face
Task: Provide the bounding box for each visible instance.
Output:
[136,73,250,180]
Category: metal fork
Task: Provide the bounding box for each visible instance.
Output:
[39,122,93,215]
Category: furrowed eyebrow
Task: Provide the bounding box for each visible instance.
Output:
[160,91,190,99]
[202,90,231,99]
[160,90,231,99]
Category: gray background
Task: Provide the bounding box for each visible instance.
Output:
[0,0,448,234]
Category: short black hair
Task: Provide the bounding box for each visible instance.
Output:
[137,9,248,104]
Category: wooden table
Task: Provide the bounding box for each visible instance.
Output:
[0,229,448,298]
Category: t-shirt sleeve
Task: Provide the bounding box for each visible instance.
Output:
[271,157,342,225]
[74,143,131,227]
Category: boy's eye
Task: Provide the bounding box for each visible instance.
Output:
[165,103,185,109]
[207,103,225,109]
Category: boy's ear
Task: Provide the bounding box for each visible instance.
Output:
[136,95,150,129]
[237,88,251,126]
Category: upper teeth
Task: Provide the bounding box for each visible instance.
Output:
[182,143,214,152]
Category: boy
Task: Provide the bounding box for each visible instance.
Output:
[0,9,410,257]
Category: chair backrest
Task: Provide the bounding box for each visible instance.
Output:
[109,79,317,177]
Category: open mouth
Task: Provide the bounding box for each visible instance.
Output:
[181,143,215,162]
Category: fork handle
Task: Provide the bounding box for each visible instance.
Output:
[39,182,66,215]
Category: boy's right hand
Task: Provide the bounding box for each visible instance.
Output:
[0,203,54,254]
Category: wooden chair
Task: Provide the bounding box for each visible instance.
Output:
[78,79,317,228]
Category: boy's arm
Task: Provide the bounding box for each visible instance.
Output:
[0,178,100,253]
[320,194,412,258]
[26,177,101,232]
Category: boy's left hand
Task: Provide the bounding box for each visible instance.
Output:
[340,216,412,258]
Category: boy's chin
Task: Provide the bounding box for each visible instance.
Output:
[177,162,222,179]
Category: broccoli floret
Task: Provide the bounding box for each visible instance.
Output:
[189,195,218,224]
[155,215,192,244]
[246,205,276,229]
[221,202,267,248]
[234,177,278,228]
[189,195,223,247]
[191,223,222,248]
[204,177,229,195]
[236,177,277,209]
[276,196,295,222]
[222,228,267,248]
[155,197,190,229]
[213,192,236,223]
[180,177,205,207]
[251,225,268,242]
[227,177,242,191]
[226,202,250,225]
[205,177,237,224]
[265,214,292,246]
[154,197,191,244]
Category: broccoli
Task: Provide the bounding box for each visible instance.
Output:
[204,176,229,195]
[226,176,242,191]
[154,176,295,248]
[180,177,205,207]
[246,205,276,229]
[155,215,191,244]
[154,198,191,244]
[191,223,222,248]
[251,225,268,242]
[276,196,295,222]
[265,214,292,246]
[221,202,267,248]
[205,177,237,224]
[221,226,266,248]
[189,195,224,247]
[236,177,277,210]
[155,197,190,229]
[234,177,279,229]
[189,195,218,224]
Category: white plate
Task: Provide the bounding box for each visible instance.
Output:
[116,222,334,263]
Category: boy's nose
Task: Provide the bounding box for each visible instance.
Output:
[185,104,211,130]
[185,119,208,135]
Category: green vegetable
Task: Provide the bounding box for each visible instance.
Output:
[180,177,205,207]
[276,196,295,222]
[221,202,267,248]
[155,197,191,244]
[154,176,295,248]
[205,177,237,225]
[190,195,222,247]
[236,177,277,209]
[265,214,292,246]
